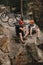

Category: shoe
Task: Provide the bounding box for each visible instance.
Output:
[21,41,25,44]
[29,35,32,38]
[23,37,27,40]
[37,37,40,40]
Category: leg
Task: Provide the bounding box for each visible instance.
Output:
[24,25,29,38]
[30,27,33,36]
[35,26,40,40]
[24,31,29,38]
[36,26,40,38]
[19,33,25,43]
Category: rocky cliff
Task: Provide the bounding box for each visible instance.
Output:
[0,18,43,65]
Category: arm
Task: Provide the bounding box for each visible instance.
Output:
[19,27,23,31]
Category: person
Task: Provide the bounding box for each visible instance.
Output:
[23,18,40,40]
[23,23,29,39]
[29,19,40,39]
[15,18,25,43]
[29,19,36,36]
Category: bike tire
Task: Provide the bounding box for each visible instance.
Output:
[1,13,9,23]
[8,18,15,27]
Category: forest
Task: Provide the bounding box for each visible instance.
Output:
[0,0,43,30]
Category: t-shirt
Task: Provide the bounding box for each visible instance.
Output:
[15,25,24,36]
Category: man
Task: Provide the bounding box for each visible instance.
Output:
[16,18,25,43]
[29,19,40,39]
[23,19,40,40]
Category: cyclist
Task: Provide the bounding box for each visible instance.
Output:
[15,18,25,44]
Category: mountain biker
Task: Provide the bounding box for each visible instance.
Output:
[23,18,40,39]
[29,19,40,39]
[15,17,25,44]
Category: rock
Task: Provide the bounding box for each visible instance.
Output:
[0,50,11,65]
[0,14,43,65]
[36,47,43,62]
[0,24,4,35]
[13,46,32,65]
[24,41,43,62]
[1,35,10,53]
[0,24,10,53]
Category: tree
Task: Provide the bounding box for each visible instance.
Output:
[21,0,23,17]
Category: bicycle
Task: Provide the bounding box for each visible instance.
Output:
[0,8,9,23]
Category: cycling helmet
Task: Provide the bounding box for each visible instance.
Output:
[19,20,24,25]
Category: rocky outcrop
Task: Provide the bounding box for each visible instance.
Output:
[0,50,11,65]
[0,17,43,65]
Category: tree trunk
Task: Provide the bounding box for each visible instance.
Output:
[21,0,23,17]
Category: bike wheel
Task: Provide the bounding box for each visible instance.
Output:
[1,13,9,23]
[8,18,15,27]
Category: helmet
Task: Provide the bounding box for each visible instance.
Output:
[19,20,24,25]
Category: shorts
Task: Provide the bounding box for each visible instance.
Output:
[15,25,24,37]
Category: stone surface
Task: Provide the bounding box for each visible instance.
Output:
[0,50,11,65]
[0,15,43,65]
